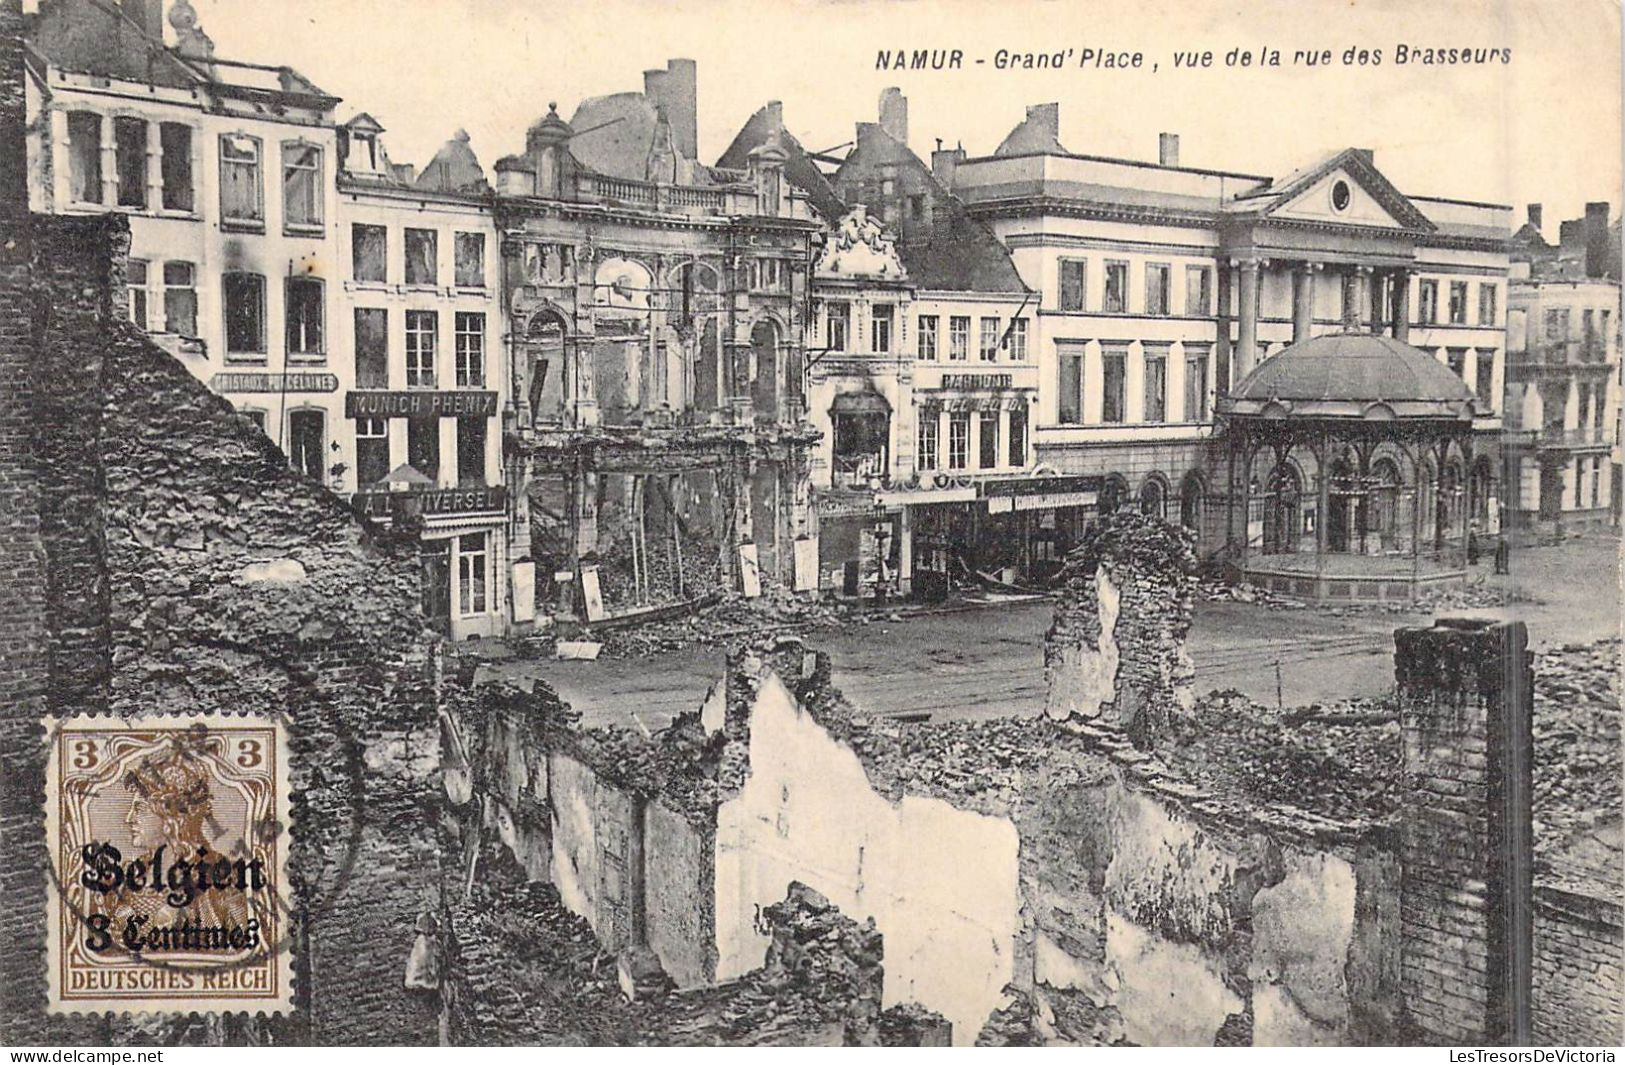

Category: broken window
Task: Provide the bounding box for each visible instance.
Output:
[285,277,324,357]
[352,224,387,283]
[979,409,999,468]
[1145,263,1170,316]
[407,416,439,481]
[917,315,938,359]
[405,310,437,387]
[354,308,389,388]
[223,272,266,355]
[752,258,786,291]
[355,416,389,485]
[126,258,149,330]
[219,134,263,223]
[1102,349,1126,423]
[67,111,102,204]
[1103,261,1128,313]
[240,409,266,433]
[159,123,192,212]
[947,412,969,469]
[405,228,437,286]
[1008,403,1027,467]
[162,261,196,336]
[1058,259,1086,312]
[1143,349,1167,422]
[457,532,488,615]
[287,409,326,481]
[949,315,969,360]
[282,142,323,230]
[979,317,1000,361]
[454,232,485,288]
[456,416,486,486]
[114,116,147,208]
[455,312,484,387]
[872,304,893,353]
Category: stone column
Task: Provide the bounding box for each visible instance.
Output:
[1291,262,1316,344]
[1370,269,1389,334]
[1394,618,1534,1045]
[1216,262,1234,395]
[1394,270,1413,343]
[1235,258,1260,381]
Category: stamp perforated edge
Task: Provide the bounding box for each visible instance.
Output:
[43,712,295,1016]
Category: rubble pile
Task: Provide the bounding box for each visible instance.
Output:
[1532,639,1622,897]
[1196,577,1303,609]
[1158,691,1403,825]
[594,588,843,658]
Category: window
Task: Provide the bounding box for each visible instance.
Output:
[162,261,196,335]
[979,317,1000,361]
[355,309,389,388]
[1474,349,1494,408]
[457,416,486,486]
[159,123,192,212]
[1446,348,1467,381]
[1478,283,1497,326]
[455,312,485,387]
[1008,403,1027,467]
[405,228,438,286]
[1102,350,1126,423]
[219,134,263,223]
[1103,261,1128,313]
[1418,279,1439,324]
[285,277,324,357]
[1145,263,1170,316]
[1544,308,1570,361]
[406,311,437,387]
[872,304,893,353]
[1009,318,1028,360]
[917,409,938,470]
[352,224,388,283]
[1059,259,1086,311]
[979,410,1000,469]
[114,116,147,208]
[751,258,786,291]
[282,143,323,229]
[454,232,485,288]
[241,410,266,433]
[948,412,969,469]
[948,316,970,360]
[355,416,389,485]
[67,111,102,204]
[1592,457,1603,507]
[407,416,439,480]
[1184,347,1209,422]
[1143,349,1167,422]
[826,301,849,351]
[1448,281,1468,325]
[908,194,925,221]
[287,410,325,481]
[1185,265,1212,316]
[223,272,266,355]
[126,259,149,330]
[917,315,939,359]
[1058,343,1083,425]
[458,533,488,615]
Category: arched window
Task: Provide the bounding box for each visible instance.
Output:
[1139,475,1167,519]
[1179,471,1204,531]
[527,312,567,423]
[1099,474,1129,515]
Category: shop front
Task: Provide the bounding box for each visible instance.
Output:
[351,485,509,639]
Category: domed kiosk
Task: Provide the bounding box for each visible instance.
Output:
[1213,333,1496,602]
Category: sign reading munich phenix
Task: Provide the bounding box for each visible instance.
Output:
[345,391,499,418]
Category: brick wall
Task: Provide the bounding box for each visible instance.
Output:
[0,206,447,1045]
[1532,885,1625,1045]
[1394,619,1534,1044]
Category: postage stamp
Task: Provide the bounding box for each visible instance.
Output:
[44,715,293,1014]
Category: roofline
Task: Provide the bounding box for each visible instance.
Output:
[1410,193,1514,211]
[337,176,495,209]
[957,149,1271,184]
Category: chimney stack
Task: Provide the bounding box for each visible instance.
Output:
[879,87,908,146]
[1027,102,1060,142]
[1526,203,1543,232]
[931,142,966,189]
[128,0,165,40]
[1585,201,1611,278]
[1158,132,1179,168]
[650,58,698,161]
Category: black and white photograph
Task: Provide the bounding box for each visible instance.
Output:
[0,0,1620,1052]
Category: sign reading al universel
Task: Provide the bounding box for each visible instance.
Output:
[345,391,499,418]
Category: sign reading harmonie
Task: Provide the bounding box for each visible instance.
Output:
[345,391,499,418]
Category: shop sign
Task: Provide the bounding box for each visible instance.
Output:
[982,474,1102,499]
[352,485,508,520]
[938,373,1013,390]
[212,371,338,393]
[345,390,498,418]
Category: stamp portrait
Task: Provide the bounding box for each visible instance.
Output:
[44,715,293,1015]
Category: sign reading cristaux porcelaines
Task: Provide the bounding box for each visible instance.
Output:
[44,715,293,1014]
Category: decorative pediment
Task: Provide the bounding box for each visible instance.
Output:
[816,206,906,280]
[1253,149,1435,233]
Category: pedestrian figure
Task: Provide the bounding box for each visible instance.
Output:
[1467,527,1480,566]
[1494,537,1510,575]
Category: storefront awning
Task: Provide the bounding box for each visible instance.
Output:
[831,389,892,415]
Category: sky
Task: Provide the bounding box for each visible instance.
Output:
[181,0,1621,236]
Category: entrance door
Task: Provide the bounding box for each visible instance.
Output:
[421,540,451,635]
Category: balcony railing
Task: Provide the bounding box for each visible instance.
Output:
[575,174,735,215]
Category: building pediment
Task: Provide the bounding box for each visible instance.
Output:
[1234,149,1436,235]
[815,206,907,280]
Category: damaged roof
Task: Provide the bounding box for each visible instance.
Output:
[717,104,847,222]
[416,129,489,194]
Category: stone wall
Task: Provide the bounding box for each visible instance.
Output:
[1531,885,1624,1045]
[0,206,446,1045]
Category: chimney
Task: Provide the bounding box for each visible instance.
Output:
[1027,102,1059,142]
[662,58,698,161]
[931,142,966,189]
[124,0,164,40]
[879,87,908,146]
[1158,132,1179,168]
[1584,201,1610,278]
[1525,203,1543,232]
